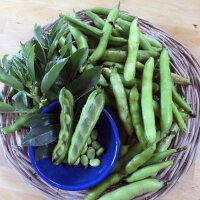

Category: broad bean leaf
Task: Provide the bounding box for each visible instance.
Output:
[12,91,29,111]
[34,40,47,64]
[24,113,59,127]
[0,92,4,102]
[0,68,24,91]
[0,102,15,113]
[64,48,89,84]
[35,142,56,161]
[1,55,12,73]
[21,124,60,146]
[68,66,102,100]
[41,57,68,94]
[33,24,47,48]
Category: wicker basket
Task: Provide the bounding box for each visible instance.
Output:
[0,10,200,200]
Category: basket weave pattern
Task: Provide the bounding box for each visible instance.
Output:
[0,10,200,200]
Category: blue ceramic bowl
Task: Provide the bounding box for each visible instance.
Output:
[28,101,120,191]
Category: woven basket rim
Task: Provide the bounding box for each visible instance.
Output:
[0,9,200,200]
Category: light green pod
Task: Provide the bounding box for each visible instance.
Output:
[74,157,80,165]
[68,89,105,165]
[81,144,88,155]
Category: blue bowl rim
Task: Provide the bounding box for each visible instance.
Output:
[28,101,120,191]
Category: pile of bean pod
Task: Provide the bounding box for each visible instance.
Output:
[59,4,194,200]
[0,3,195,200]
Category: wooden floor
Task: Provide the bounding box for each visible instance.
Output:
[0,0,200,199]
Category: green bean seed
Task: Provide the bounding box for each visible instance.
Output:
[89,4,119,63]
[87,147,96,159]
[125,145,155,174]
[52,88,74,165]
[126,160,173,183]
[91,129,98,140]
[160,49,173,135]
[99,178,164,200]
[141,58,157,144]
[96,147,105,157]
[172,102,188,132]
[92,141,101,149]
[89,158,101,167]
[68,89,105,164]
[87,137,92,145]
[110,68,133,135]
[81,155,89,167]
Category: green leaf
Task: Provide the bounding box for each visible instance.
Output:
[33,24,47,48]
[35,142,56,161]
[41,57,68,94]
[24,113,59,127]
[12,91,29,111]
[59,42,73,58]
[34,40,47,64]
[48,24,68,60]
[65,48,89,82]
[1,55,12,73]
[22,42,35,82]
[68,66,102,100]
[45,89,59,103]
[21,124,60,146]
[0,68,24,91]
[0,102,15,113]
[0,92,4,102]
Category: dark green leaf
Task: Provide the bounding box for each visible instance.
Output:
[12,91,29,111]
[0,68,24,91]
[21,42,35,82]
[48,24,68,60]
[0,92,4,102]
[24,113,59,127]
[65,48,89,82]
[34,40,47,64]
[68,66,102,100]
[1,55,12,73]
[41,57,68,94]
[21,124,60,146]
[46,89,59,103]
[35,61,44,83]
[33,24,47,48]
[35,142,56,161]
[59,42,73,58]
[0,102,15,113]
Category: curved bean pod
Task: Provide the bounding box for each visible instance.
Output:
[68,89,105,164]
[129,87,147,148]
[124,18,139,82]
[110,68,133,135]
[141,57,157,144]
[99,178,164,200]
[160,49,173,135]
[89,4,120,63]
[52,88,74,165]
[157,134,175,152]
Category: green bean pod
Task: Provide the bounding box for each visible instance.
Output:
[99,178,164,200]
[68,89,105,164]
[171,73,190,85]
[52,88,74,165]
[129,87,147,148]
[119,145,129,157]
[85,10,120,37]
[68,12,88,49]
[160,49,173,135]
[84,173,125,200]
[89,4,119,63]
[89,7,134,22]
[142,34,162,48]
[141,57,157,144]
[124,18,139,82]
[172,83,193,115]
[144,149,177,166]
[126,160,173,183]
[172,102,188,132]
[110,68,133,135]
[125,145,155,174]
[157,133,175,152]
